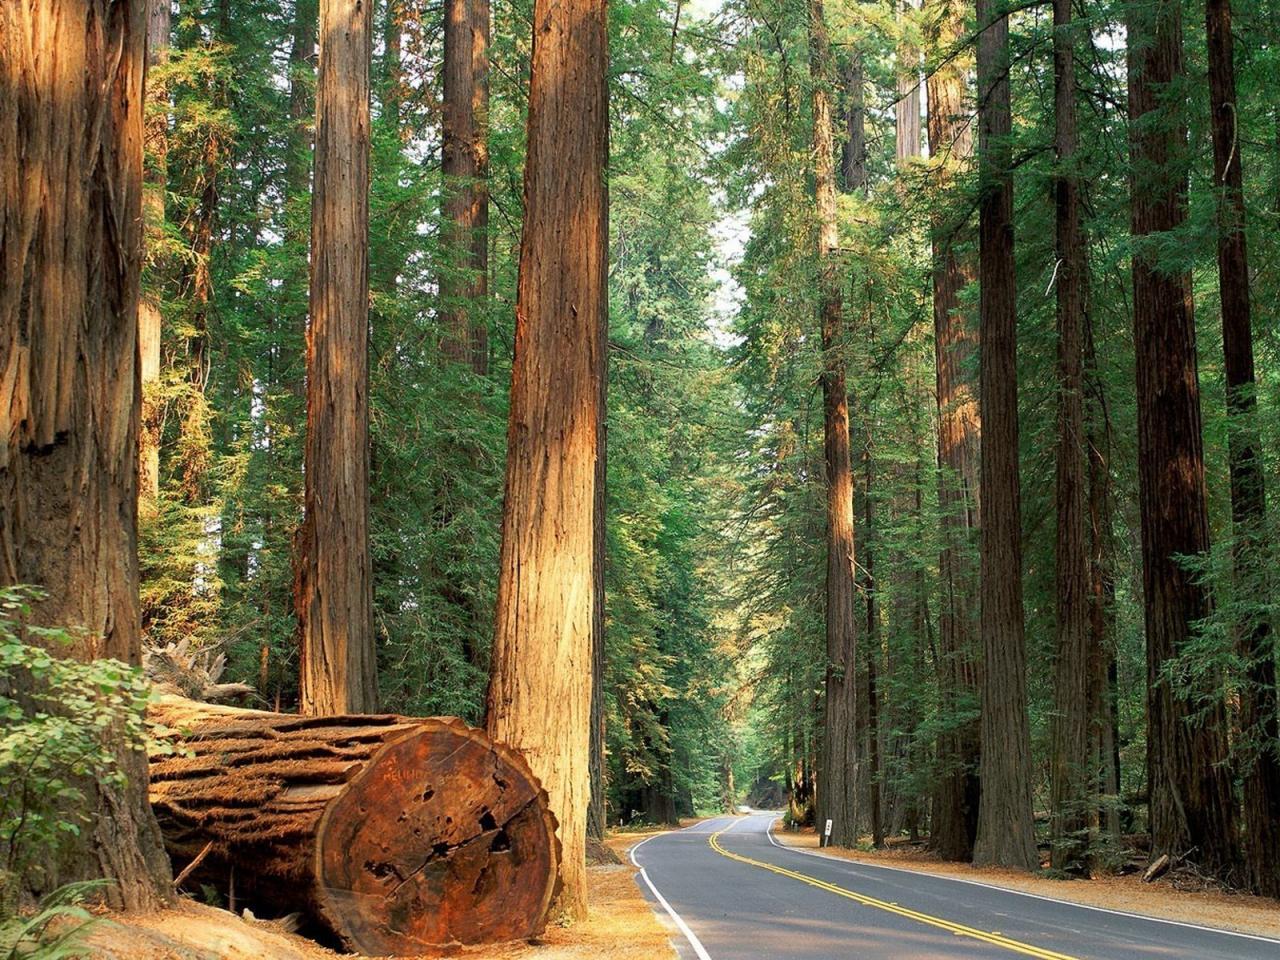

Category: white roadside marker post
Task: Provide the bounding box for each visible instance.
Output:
[823,819,833,848]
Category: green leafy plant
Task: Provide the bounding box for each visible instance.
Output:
[0,881,104,960]
[0,587,151,913]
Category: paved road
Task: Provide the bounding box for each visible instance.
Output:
[630,812,1280,959]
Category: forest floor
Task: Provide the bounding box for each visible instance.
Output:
[773,824,1280,939]
[83,827,682,960]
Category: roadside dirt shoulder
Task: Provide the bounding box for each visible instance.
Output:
[86,833,679,960]
[771,824,1280,941]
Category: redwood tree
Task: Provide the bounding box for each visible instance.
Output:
[1205,0,1280,895]
[924,0,980,862]
[973,0,1037,871]
[810,0,860,850]
[486,0,608,918]
[1127,0,1237,875]
[296,0,379,715]
[441,0,490,373]
[1048,0,1091,874]
[0,0,170,907]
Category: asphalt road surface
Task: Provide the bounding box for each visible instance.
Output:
[629,812,1280,960]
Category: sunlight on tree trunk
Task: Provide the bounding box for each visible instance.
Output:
[0,0,170,909]
[486,0,609,918]
[809,0,861,851]
[296,0,379,715]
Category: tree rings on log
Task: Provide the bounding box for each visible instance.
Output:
[148,697,560,956]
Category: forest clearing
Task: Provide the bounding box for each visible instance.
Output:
[4,0,1280,955]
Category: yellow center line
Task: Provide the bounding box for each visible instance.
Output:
[707,827,1084,960]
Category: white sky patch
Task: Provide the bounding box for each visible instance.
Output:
[707,200,748,349]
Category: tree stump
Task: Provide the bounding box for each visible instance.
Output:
[148,697,560,956]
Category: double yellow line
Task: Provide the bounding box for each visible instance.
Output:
[708,826,1083,960]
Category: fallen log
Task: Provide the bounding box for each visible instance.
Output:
[148,696,559,957]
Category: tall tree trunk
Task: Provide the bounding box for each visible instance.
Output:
[1206,0,1280,897]
[810,0,860,850]
[140,0,172,510]
[0,0,170,908]
[840,57,866,193]
[1049,0,1090,875]
[588,334,609,841]
[925,0,980,863]
[288,0,317,214]
[441,0,490,374]
[486,0,608,918]
[1127,0,1238,876]
[285,0,317,402]
[895,0,921,164]
[973,0,1036,872]
[383,0,403,128]
[296,0,378,715]
[1083,307,1121,858]
[864,435,884,848]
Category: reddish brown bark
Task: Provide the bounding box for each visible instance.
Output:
[1049,0,1091,875]
[1206,0,1280,897]
[895,0,921,165]
[841,56,866,193]
[149,697,559,955]
[1084,309,1121,857]
[1127,0,1238,876]
[925,0,979,863]
[863,434,884,848]
[810,0,860,850]
[296,0,379,715]
[0,0,170,908]
[973,0,1036,872]
[588,325,609,840]
[486,0,608,918]
[441,0,490,374]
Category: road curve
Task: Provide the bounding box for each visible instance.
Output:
[629,812,1280,960]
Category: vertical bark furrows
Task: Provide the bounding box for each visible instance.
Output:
[0,0,170,908]
[863,435,883,847]
[925,0,980,863]
[810,0,860,850]
[486,0,608,918]
[441,0,490,374]
[1127,0,1238,876]
[1205,0,1280,896]
[895,0,921,165]
[1049,0,1091,874]
[840,57,866,194]
[588,322,609,841]
[297,0,379,716]
[1083,307,1121,856]
[973,0,1037,872]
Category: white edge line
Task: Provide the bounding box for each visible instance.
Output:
[630,820,727,960]
[763,816,1280,947]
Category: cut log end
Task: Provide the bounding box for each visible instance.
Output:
[315,723,560,955]
[148,698,559,957]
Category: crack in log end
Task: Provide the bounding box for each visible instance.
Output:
[478,811,497,832]
[490,828,512,854]
[421,787,435,802]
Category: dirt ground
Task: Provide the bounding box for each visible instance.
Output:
[773,824,1280,940]
[82,829,680,960]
